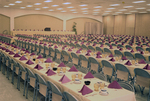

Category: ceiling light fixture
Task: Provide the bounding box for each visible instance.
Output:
[115,12,122,13]
[82,11,88,12]
[125,13,132,14]
[72,12,78,13]
[34,3,41,5]
[49,9,54,11]
[105,11,112,12]
[83,13,88,14]
[124,6,133,8]
[130,10,138,12]
[133,1,146,3]
[61,10,66,12]
[4,5,9,7]
[136,7,145,9]
[93,9,100,11]
[81,8,88,10]
[57,8,63,10]
[110,4,120,6]
[42,7,49,8]
[35,8,41,10]
[93,12,99,13]
[52,5,59,7]
[119,9,127,11]
[15,1,22,3]
[107,8,115,9]
[20,7,25,9]
[70,9,76,11]
[26,5,33,7]
[79,4,87,6]
[139,11,147,13]
[44,0,52,2]
[94,6,102,8]
[67,6,74,8]
[63,2,71,5]
[9,3,15,5]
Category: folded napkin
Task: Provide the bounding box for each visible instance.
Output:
[143,64,150,70]
[71,47,74,49]
[25,50,30,54]
[14,53,21,57]
[109,54,114,57]
[109,57,115,62]
[100,44,103,47]
[2,47,6,50]
[137,49,141,52]
[59,75,71,84]
[21,48,26,51]
[86,43,90,45]
[109,45,113,49]
[34,64,43,70]
[19,56,27,61]
[124,60,132,66]
[96,54,102,58]
[138,59,146,64]
[108,80,122,89]
[127,47,131,50]
[45,58,53,63]
[68,66,78,72]
[58,62,66,67]
[68,48,72,51]
[84,72,94,79]
[46,69,56,76]
[54,45,58,48]
[140,51,144,54]
[130,49,134,53]
[26,60,34,65]
[78,85,93,95]
[44,43,47,46]
[96,51,102,55]
[76,50,81,53]
[85,52,91,56]
[30,52,35,56]
[119,48,123,51]
[9,51,15,55]
[81,42,84,44]
[37,55,43,59]
[5,49,10,52]
[93,43,96,46]
[87,49,92,53]
[79,48,82,51]
[122,56,127,60]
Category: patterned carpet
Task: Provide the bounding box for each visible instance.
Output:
[0,65,148,101]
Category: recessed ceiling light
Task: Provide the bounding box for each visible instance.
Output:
[61,10,66,12]
[49,9,54,11]
[63,2,71,5]
[136,7,145,9]
[115,12,122,13]
[44,0,52,2]
[20,7,25,9]
[26,5,33,7]
[139,11,147,13]
[107,8,115,9]
[130,10,138,12]
[147,4,150,5]
[35,8,41,10]
[34,3,41,5]
[133,1,146,3]
[81,8,88,10]
[15,1,22,3]
[82,11,88,12]
[42,7,49,9]
[110,4,120,6]
[125,13,132,14]
[93,13,98,15]
[93,12,99,13]
[94,6,102,8]
[57,8,63,10]
[72,12,78,13]
[70,9,76,11]
[119,9,127,11]
[79,4,87,6]
[93,9,100,11]
[9,3,15,5]
[112,14,118,15]
[83,13,88,14]
[67,6,74,8]
[4,5,9,7]
[52,5,58,7]
[105,11,112,12]
[124,6,133,8]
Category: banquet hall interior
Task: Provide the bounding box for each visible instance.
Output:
[0,0,150,101]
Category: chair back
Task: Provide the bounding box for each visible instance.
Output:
[96,47,103,53]
[114,50,123,57]
[118,81,134,92]
[135,53,146,61]
[88,46,95,51]
[124,51,134,59]
[63,91,78,101]
[79,55,88,68]
[93,73,105,81]
[104,48,112,54]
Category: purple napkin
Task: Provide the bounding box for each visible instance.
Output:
[109,54,114,57]
[59,75,71,84]
[108,80,122,89]
[122,56,127,60]
[5,49,10,52]
[85,52,91,56]
[78,85,93,95]
[46,69,56,76]
[25,50,30,54]
[30,52,35,56]
[93,43,96,46]
[68,66,78,72]
[130,49,134,53]
[109,57,115,62]
[127,47,131,50]
[96,54,102,58]
[137,49,141,52]
[13,53,21,57]
[79,48,82,51]
[81,42,84,44]
[71,47,74,49]
[84,72,94,79]
[119,48,123,51]
[100,44,103,47]
[124,60,132,66]
[68,48,72,51]
[87,49,92,53]
[26,60,34,65]
[9,51,15,55]
[143,64,150,70]
[76,50,81,53]
[19,56,27,61]
[34,64,43,70]
[140,51,144,54]
[37,55,43,59]
[58,62,66,67]
[138,59,146,64]
[96,51,102,55]
[21,48,26,51]
[109,45,113,49]
[62,47,65,50]
[45,58,53,63]
[54,45,58,48]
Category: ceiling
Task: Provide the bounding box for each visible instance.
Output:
[1,0,150,16]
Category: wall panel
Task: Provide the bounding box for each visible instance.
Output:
[0,14,10,34]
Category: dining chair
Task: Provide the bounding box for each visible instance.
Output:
[135,53,146,61]
[76,44,81,49]
[71,52,79,68]
[104,48,112,55]
[44,47,50,58]
[105,43,110,47]
[49,47,55,60]
[47,81,65,101]
[0,52,2,71]
[88,46,95,51]
[31,43,36,53]
[96,47,103,53]
[125,45,133,50]
[61,50,71,64]
[2,54,6,75]
[124,51,134,60]
[136,46,144,51]
[101,60,115,83]
[34,73,49,101]
[117,44,124,48]
[78,55,89,73]
[118,81,135,92]
[11,60,18,85]
[63,91,78,101]
[88,57,101,74]
[115,63,133,83]
[146,48,150,53]
[39,45,44,56]
[82,44,88,50]
[134,68,150,101]
[114,50,123,57]
[54,49,62,63]
[93,73,106,81]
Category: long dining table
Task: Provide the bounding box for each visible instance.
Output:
[0,43,136,101]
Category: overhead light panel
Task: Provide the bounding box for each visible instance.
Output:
[4,5,9,7]
[35,8,41,10]
[83,13,88,14]
[133,1,146,3]
[105,11,112,12]
[61,10,66,12]
[79,4,87,6]
[49,9,54,11]
[136,7,145,9]
[57,8,63,10]
[20,7,25,9]
[9,3,15,5]
[34,3,41,5]
[67,6,74,8]
[70,9,76,11]
[15,1,22,3]
[125,13,132,14]
[42,7,49,8]
[139,11,147,13]
[94,6,102,8]
[52,5,59,7]
[44,0,52,2]
[63,2,71,5]
[124,6,133,8]
[110,4,120,6]
[119,9,127,11]
[72,12,78,13]
[81,8,88,10]
[82,11,88,12]
[93,12,99,13]
[93,9,100,11]
[115,12,122,13]
[130,10,138,12]
[26,5,33,7]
